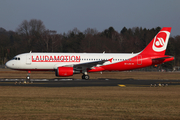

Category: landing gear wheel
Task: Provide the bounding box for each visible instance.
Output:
[82,74,89,80]
[84,75,89,80]
[26,71,31,83]
[26,76,30,80]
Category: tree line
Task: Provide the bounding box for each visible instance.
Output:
[0,19,180,69]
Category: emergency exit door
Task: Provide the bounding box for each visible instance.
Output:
[137,55,142,65]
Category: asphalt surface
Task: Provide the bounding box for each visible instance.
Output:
[0,78,180,87]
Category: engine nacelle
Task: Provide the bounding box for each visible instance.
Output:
[56,67,73,77]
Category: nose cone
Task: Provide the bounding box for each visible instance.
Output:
[5,61,12,68]
[5,61,9,68]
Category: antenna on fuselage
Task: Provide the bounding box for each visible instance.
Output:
[103,51,105,54]
[30,51,32,53]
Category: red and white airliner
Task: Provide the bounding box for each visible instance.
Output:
[5,27,174,80]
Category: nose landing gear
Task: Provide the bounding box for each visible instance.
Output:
[26,71,31,80]
[25,71,32,83]
[14,71,33,84]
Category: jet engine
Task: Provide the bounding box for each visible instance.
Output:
[55,67,80,77]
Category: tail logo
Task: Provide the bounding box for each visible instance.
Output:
[152,31,170,52]
[155,38,165,47]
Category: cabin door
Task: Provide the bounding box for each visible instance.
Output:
[26,55,31,65]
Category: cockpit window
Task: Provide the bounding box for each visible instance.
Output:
[13,57,20,60]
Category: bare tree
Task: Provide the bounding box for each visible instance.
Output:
[16,20,29,36]
[42,30,50,52]
[29,19,46,35]
[16,19,46,36]
[84,28,98,35]
[41,30,59,52]
[16,19,46,51]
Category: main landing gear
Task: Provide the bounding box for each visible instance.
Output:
[82,72,89,80]
[82,74,89,80]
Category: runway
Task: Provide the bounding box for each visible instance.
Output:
[1,78,180,87]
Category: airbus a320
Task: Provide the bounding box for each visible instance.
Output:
[5,27,174,80]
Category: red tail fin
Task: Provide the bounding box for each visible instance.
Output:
[140,27,171,56]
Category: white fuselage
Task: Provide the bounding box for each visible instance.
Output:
[6,52,138,70]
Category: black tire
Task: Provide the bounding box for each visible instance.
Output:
[82,75,85,79]
[84,75,89,80]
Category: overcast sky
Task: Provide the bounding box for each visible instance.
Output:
[0,0,180,36]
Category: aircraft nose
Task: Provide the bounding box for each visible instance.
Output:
[5,61,12,68]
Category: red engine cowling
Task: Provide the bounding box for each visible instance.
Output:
[56,67,73,77]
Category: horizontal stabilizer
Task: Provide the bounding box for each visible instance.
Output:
[152,56,174,60]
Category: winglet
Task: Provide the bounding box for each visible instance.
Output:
[108,58,113,63]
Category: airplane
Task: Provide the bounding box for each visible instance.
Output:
[5,27,174,80]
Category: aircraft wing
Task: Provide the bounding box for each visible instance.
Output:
[73,58,113,70]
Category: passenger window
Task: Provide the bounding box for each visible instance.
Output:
[18,58,20,60]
